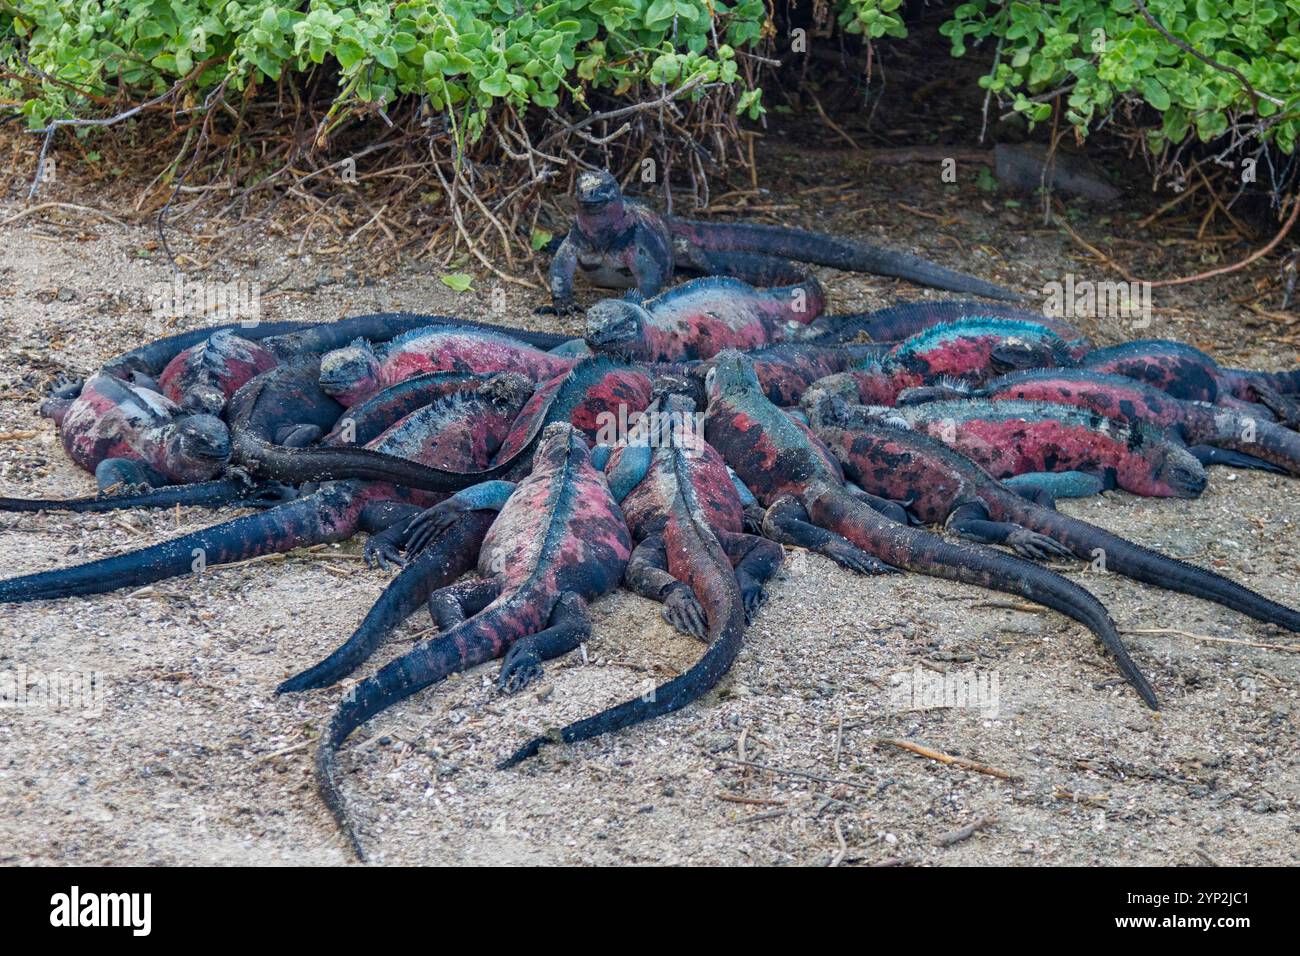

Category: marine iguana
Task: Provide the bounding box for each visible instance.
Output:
[703,350,1157,708]
[234,355,650,494]
[0,374,538,603]
[318,326,576,407]
[157,329,280,416]
[811,388,1208,499]
[805,392,1300,634]
[831,318,1075,406]
[38,372,231,491]
[545,170,1023,313]
[1081,340,1300,427]
[53,312,569,400]
[479,391,783,765]
[313,422,633,859]
[584,274,826,362]
[972,368,1300,477]
[807,299,1092,356]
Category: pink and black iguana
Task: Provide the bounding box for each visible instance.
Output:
[584,274,827,362]
[804,391,1300,635]
[970,368,1300,476]
[703,349,1157,708]
[498,390,784,766]
[314,422,633,859]
[545,170,1023,313]
[0,373,537,603]
[811,386,1209,500]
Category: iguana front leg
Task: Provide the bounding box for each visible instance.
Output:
[761,495,899,575]
[544,235,582,316]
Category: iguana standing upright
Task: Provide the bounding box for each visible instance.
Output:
[546,170,1023,312]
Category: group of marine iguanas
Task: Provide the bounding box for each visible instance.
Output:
[3,169,1299,860]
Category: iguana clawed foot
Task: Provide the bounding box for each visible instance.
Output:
[662,584,708,639]
[498,641,545,693]
[363,538,406,571]
[403,500,466,555]
[1004,528,1074,561]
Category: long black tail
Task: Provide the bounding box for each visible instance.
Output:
[232,431,512,493]
[995,489,1300,634]
[0,487,355,603]
[809,486,1157,708]
[315,600,515,860]
[278,511,494,694]
[668,219,1024,302]
[502,520,747,767]
[0,478,293,513]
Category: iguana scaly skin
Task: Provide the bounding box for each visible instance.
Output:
[584,274,826,362]
[54,312,569,401]
[1081,340,1300,427]
[501,391,783,765]
[547,170,1023,312]
[39,372,230,490]
[315,422,632,859]
[805,392,1300,634]
[807,299,1091,355]
[833,318,1075,405]
[819,391,1208,499]
[0,375,533,603]
[704,350,1157,708]
[976,369,1300,477]
[319,326,575,407]
[157,329,280,416]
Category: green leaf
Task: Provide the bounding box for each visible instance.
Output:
[441,273,475,292]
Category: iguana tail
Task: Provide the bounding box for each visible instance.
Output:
[0,478,294,513]
[315,596,528,860]
[667,218,1024,302]
[501,509,747,767]
[0,484,362,602]
[808,485,1157,708]
[991,488,1300,633]
[277,511,494,694]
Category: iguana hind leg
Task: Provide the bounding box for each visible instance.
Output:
[498,591,590,693]
[761,495,899,575]
[625,535,707,639]
[428,579,499,631]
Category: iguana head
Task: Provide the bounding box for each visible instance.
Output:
[584,297,649,355]
[163,413,231,481]
[534,420,587,471]
[1148,442,1208,499]
[318,339,381,406]
[178,384,228,417]
[574,170,623,210]
[704,349,762,402]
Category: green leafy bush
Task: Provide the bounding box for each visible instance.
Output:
[941,0,1300,153]
[1,0,769,139]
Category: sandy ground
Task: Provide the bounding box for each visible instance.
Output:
[1,138,1298,866]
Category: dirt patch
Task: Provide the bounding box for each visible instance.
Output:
[1,138,1297,866]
